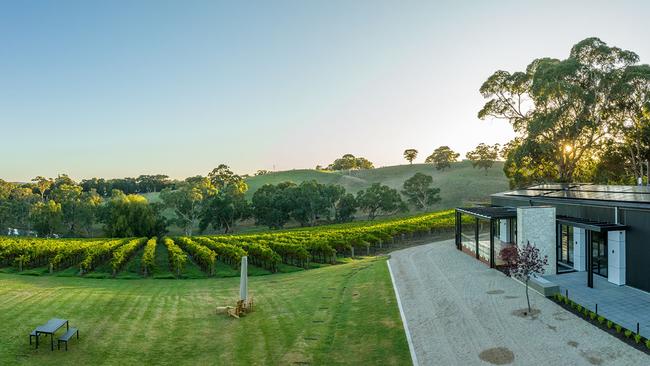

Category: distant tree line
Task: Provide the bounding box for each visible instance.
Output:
[0,174,166,238]
[80,174,174,196]
[0,165,443,237]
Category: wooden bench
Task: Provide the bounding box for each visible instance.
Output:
[57,328,79,351]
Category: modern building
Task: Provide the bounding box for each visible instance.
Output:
[455,184,650,293]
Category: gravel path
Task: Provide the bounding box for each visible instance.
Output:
[389,240,649,366]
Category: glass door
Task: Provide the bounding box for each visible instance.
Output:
[557,225,574,269]
[591,232,608,277]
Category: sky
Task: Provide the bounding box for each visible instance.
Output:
[1,0,650,181]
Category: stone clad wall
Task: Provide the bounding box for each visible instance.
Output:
[517,206,556,275]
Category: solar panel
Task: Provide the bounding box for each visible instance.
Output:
[526,184,576,191]
[545,190,650,203]
[573,184,650,194]
[504,190,554,197]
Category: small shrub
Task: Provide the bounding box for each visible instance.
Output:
[563,297,569,305]
[577,305,583,312]
[646,339,650,349]
[583,308,589,317]
[615,324,622,333]
[634,334,642,344]
[624,329,633,338]
[554,294,562,302]
[589,312,597,321]
[606,320,613,329]
[597,316,605,324]
[570,301,576,309]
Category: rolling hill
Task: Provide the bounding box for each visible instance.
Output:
[245,160,509,209]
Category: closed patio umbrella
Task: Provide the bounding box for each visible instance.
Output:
[240,256,248,302]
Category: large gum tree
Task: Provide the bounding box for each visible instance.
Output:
[479,37,643,186]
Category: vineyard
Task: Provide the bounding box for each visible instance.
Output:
[0,210,455,279]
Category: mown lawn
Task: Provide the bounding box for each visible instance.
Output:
[0,257,410,366]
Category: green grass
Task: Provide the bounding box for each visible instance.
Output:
[245,160,508,209]
[152,242,175,279]
[115,249,144,279]
[144,161,507,235]
[0,257,409,365]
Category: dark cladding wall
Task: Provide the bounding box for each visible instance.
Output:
[492,195,650,293]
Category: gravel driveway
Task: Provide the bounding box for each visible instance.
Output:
[388,240,649,366]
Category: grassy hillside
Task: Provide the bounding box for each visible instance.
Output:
[0,257,409,365]
[246,160,508,209]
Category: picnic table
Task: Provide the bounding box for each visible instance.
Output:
[35,318,69,351]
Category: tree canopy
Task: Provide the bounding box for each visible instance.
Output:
[403,149,418,164]
[100,192,167,238]
[401,173,441,210]
[425,146,460,170]
[479,37,650,187]
[326,154,374,171]
[356,183,407,220]
[466,143,500,173]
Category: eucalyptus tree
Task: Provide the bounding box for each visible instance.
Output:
[425,146,460,170]
[161,176,216,236]
[606,64,650,181]
[199,183,251,234]
[31,176,53,201]
[479,37,642,186]
[327,154,375,170]
[356,183,407,220]
[401,173,441,210]
[466,143,500,173]
[30,200,63,237]
[403,149,418,164]
[50,183,101,236]
[252,182,296,229]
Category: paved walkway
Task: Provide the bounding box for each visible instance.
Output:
[388,240,649,366]
[545,271,650,339]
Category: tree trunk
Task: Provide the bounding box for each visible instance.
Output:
[525,278,531,313]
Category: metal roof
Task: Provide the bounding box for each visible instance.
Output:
[501,183,650,206]
[556,216,627,232]
[456,206,517,220]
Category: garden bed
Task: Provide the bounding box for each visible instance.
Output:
[552,294,650,355]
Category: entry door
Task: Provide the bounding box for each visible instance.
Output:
[591,232,608,277]
[558,225,574,266]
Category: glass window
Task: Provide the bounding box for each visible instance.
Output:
[460,214,476,254]
[591,231,608,277]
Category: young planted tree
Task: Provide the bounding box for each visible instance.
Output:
[506,242,549,313]
[466,143,500,174]
[425,146,460,170]
[403,149,418,164]
[401,173,441,210]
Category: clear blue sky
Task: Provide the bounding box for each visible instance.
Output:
[2,0,649,181]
